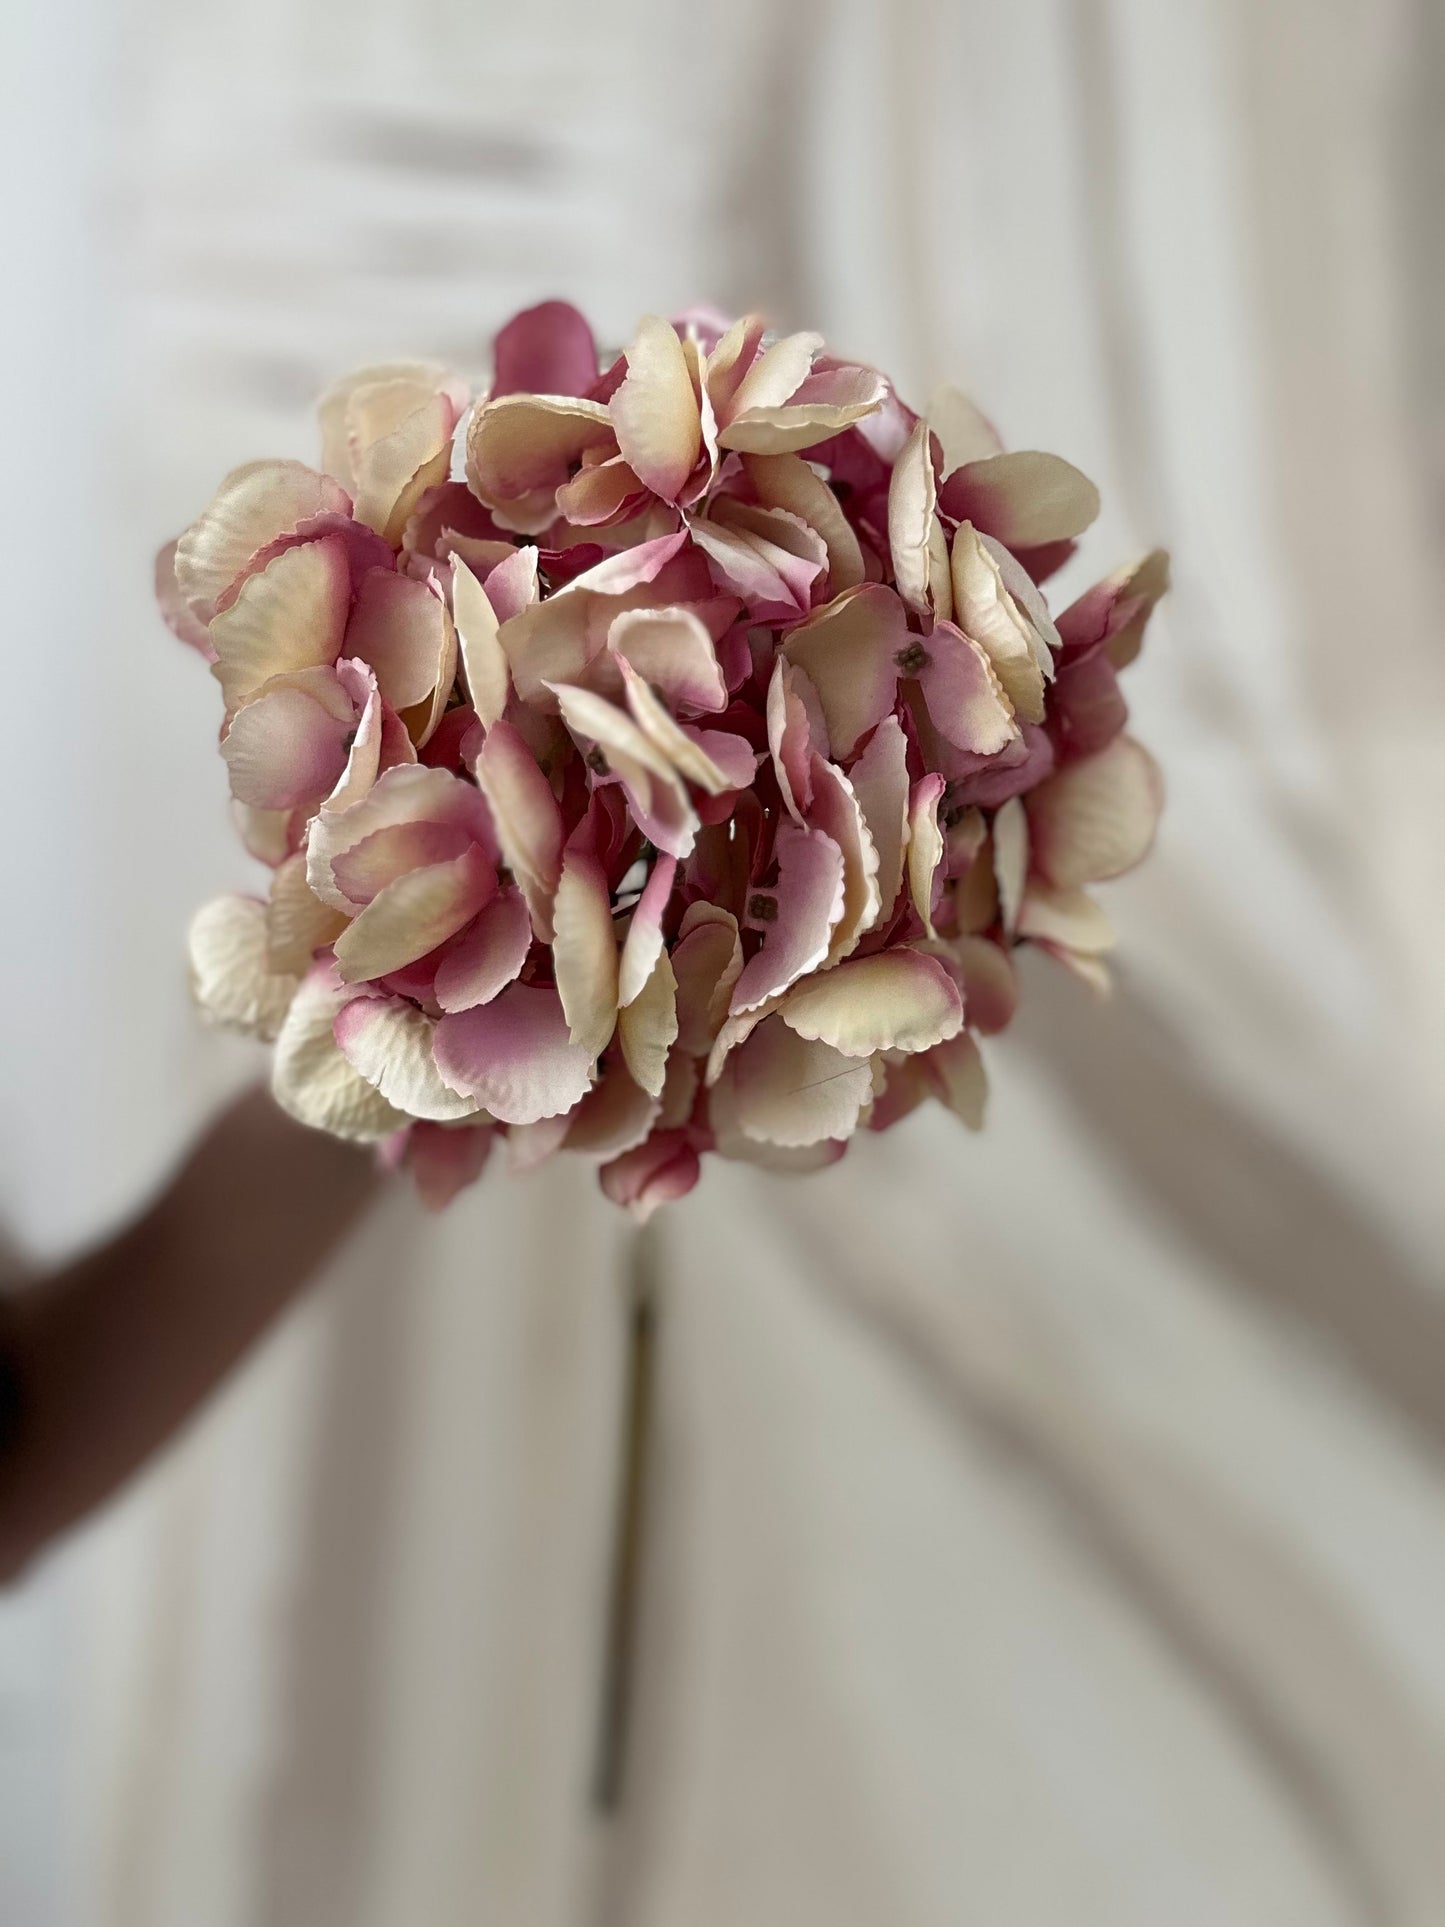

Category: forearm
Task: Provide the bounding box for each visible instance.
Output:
[0,1088,379,1581]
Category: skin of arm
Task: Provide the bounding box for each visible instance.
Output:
[0,1088,379,1583]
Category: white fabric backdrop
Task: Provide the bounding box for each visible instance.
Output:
[2,0,1444,1921]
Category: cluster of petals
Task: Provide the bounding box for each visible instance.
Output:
[166,301,1166,1219]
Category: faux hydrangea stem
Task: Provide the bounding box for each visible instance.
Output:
[592,1218,661,1813]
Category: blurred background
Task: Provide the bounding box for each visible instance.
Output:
[2,0,1444,1921]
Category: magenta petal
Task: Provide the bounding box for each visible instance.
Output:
[730,823,846,1013]
[434,888,533,1012]
[490,300,599,400]
[433,982,596,1124]
[1048,648,1127,759]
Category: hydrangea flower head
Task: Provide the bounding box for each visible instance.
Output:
[166,302,1165,1218]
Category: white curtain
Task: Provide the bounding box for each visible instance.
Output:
[2,0,1444,1921]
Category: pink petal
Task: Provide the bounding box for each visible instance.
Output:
[950,935,1019,1033]
[565,1060,661,1159]
[671,907,743,1055]
[618,854,677,1006]
[906,774,946,936]
[550,681,698,859]
[221,677,353,812]
[807,755,882,962]
[482,545,540,625]
[329,819,482,907]
[433,888,533,1012]
[345,568,455,714]
[465,394,616,533]
[407,1120,496,1210]
[767,657,819,821]
[915,620,1018,756]
[743,452,865,592]
[308,762,495,912]
[434,982,596,1124]
[888,420,951,619]
[598,1129,700,1222]
[472,720,565,942]
[490,300,599,400]
[1048,647,1128,760]
[563,530,690,597]
[920,1030,988,1128]
[730,822,846,1013]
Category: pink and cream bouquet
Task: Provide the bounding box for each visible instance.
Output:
[161,302,1165,1218]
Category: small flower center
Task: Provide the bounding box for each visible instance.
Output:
[585,746,609,775]
[748,892,780,924]
[894,642,930,676]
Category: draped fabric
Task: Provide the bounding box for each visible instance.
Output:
[2,0,1443,1920]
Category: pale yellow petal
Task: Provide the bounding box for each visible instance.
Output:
[187,895,299,1041]
[271,968,408,1141]
[618,948,678,1098]
[779,950,963,1058]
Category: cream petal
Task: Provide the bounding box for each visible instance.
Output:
[915,620,1018,756]
[236,803,299,868]
[618,854,677,1007]
[333,847,494,983]
[716,1017,872,1147]
[808,755,881,961]
[742,452,865,592]
[220,679,352,811]
[564,1061,660,1159]
[992,796,1029,934]
[210,534,351,714]
[188,895,299,1041]
[598,1130,701,1222]
[922,1031,987,1129]
[310,768,490,916]
[948,522,1053,724]
[847,714,910,923]
[155,538,216,658]
[472,719,565,941]
[551,847,620,1057]
[939,450,1100,549]
[550,681,698,858]
[465,393,615,533]
[1026,735,1163,886]
[657,1048,700,1131]
[618,950,678,1098]
[719,367,886,455]
[616,660,741,795]
[607,605,726,713]
[553,457,645,527]
[948,935,1019,1033]
[779,950,962,1057]
[317,361,462,488]
[271,965,408,1142]
[780,584,910,758]
[433,888,533,1012]
[266,854,349,975]
[349,390,459,546]
[506,1111,577,1174]
[888,420,951,619]
[1017,880,1115,954]
[730,823,845,1013]
[175,460,350,617]
[434,982,595,1124]
[450,556,511,728]
[1042,946,1114,996]
[609,314,703,503]
[406,1120,497,1210]
[333,995,485,1121]
[726,330,822,416]
[925,385,1004,469]
[671,906,743,1055]
[906,774,946,936]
